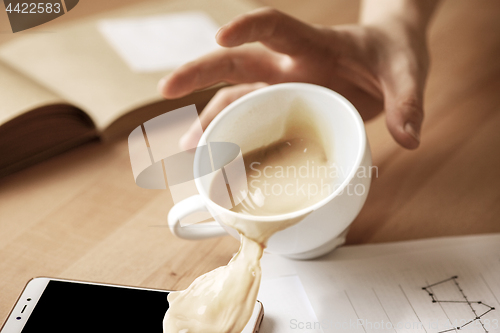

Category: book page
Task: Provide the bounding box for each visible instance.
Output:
[0,0,259,132]
[293,235,500,333]
[0,62,65,125]
[98,11,222,73]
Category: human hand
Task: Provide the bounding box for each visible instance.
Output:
[159,6,431,150]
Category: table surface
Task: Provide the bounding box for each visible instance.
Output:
[1,0,499,325]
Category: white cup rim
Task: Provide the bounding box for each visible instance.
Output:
[194,82,367,222]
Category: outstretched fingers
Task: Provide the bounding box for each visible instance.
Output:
[216,7,324,56]
[159,46,283,99]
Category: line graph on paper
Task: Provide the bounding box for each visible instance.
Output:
[293,238,500,333]
[422,276,497,333]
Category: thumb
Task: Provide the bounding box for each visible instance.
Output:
[383,66,425,150]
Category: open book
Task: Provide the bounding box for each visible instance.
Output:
[0,0,258,177]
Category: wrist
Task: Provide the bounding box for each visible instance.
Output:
[360,0,438,39]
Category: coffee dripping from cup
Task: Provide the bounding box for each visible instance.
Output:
[168,83,372,259]
[162,83,372,332]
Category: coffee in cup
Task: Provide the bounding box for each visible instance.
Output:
[208,103,339,216]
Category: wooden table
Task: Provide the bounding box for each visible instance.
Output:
[1,0,499,325]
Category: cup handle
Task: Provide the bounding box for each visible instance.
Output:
[168,195,228,240]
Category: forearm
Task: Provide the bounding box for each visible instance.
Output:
[360,0,440,33]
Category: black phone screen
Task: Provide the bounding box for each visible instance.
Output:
[21,281,170,333]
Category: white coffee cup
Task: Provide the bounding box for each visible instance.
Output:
[168,83,371,259]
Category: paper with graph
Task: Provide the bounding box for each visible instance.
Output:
[293,235,500,333]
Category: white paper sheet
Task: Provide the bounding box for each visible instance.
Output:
[98,11,221,72]
[258,275,324,333]
[293,235,500,333]
[261,252,298,280]
[329,234,500,261]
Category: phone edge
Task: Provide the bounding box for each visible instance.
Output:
[2,277,264,333]
[0,277,50,333]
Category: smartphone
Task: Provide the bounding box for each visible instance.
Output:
[1,277,264,333]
